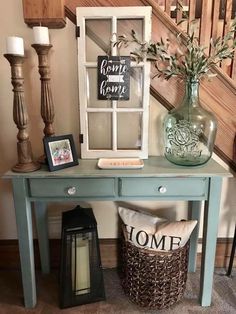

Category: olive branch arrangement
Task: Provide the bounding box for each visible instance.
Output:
[114,19,236,82]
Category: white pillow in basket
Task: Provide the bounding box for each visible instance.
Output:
[118,206,197,252]
[118,206,166,235]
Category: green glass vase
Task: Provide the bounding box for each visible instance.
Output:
[163,79,217,166]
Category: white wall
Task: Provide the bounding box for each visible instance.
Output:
[0,0,235,240]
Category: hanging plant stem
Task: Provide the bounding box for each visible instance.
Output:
[114,19,236,82]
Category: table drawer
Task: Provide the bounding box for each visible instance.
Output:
[29,178,116,198]
[119,177,208,198]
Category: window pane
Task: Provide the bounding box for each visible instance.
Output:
[88,113,112,149]
[117,67,143,108]
[117,113,142,150]
[117,19,143,55]
[87,68,111,108]
[85,19,111,62]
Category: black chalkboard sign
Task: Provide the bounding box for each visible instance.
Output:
[97,56,130,100]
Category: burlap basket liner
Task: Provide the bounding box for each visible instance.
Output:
[120,234,190,309]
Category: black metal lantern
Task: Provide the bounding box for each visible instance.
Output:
[59,206,105,308]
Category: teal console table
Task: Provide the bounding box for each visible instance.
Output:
[4,157,232,308]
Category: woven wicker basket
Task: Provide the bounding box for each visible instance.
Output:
[120,234,189,309]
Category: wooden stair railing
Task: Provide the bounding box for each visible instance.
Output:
[21,0,236,171]
[157,0,236,80]
[23,0,236,79]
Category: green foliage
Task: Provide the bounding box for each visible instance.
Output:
[114,19,236,82]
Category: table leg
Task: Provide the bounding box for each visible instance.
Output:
[188,201,201,272]
[34,202,50,274]
[12,178,36,308]
[200,177,222,307]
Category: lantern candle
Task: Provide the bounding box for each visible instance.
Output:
[6,37,24,56]
[33,26,50,45]
[59,206,105,308]
[71,235,90,295]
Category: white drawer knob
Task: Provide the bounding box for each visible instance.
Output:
[158,186,167,194]
[67,186,76,195]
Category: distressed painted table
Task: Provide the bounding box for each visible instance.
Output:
[4,156,232,308]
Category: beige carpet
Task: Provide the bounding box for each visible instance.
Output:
[0,268,235,313]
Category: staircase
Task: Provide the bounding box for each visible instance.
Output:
[155,0,236,80]
[65,0,236,171]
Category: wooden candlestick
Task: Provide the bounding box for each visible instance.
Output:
[32,44,55,163]
[4,54,40,172]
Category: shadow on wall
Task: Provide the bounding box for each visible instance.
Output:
[0,180,16,239]
[116,201,186,221]
[222,131,236,264]
[222,158,236,266]
[23,48,44,158]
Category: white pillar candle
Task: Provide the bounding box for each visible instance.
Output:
[33,26,50,45]
[6,37,24,56]
[71,236,90,295]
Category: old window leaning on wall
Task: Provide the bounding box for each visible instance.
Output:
[76,7,152,159]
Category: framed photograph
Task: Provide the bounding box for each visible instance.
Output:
[43,134,78,171]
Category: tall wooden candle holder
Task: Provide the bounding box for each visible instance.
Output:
[32,44,55,163]
[4,54,40,172]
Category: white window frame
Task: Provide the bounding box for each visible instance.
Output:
[76,6,152,159]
